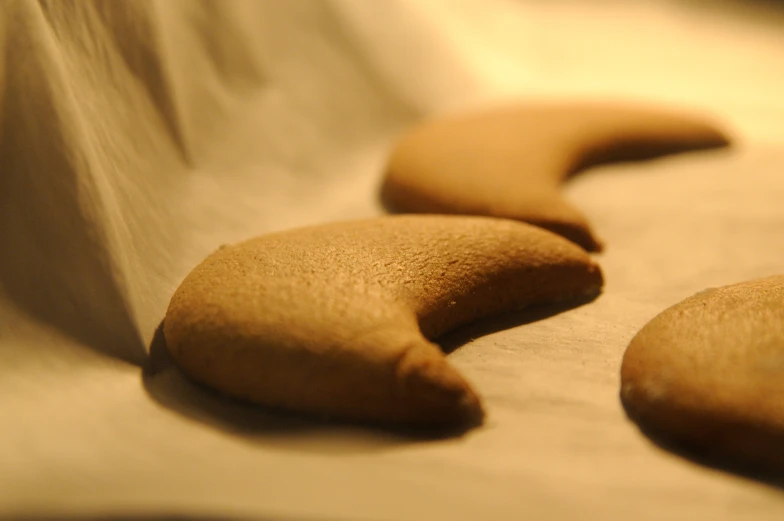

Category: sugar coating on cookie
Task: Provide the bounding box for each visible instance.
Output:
[164,215,604,427]
[381,101,731,252]
[621,275,784,471]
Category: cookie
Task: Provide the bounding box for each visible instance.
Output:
[381,101,731,251]
[621,276,784,472]
[164,215,603,427]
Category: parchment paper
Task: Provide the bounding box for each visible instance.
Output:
[2,1,784,519]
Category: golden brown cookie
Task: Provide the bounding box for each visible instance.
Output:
[621,276,784,472]
[164,215,603,427]
[381,101,731,251]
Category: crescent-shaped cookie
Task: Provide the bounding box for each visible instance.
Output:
[164,215,603,427]
[621,276,784,472]
[381,102,731,251]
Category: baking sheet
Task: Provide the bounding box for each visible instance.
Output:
[2,0,784,519]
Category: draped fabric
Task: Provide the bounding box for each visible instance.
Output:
[1,1,783,519]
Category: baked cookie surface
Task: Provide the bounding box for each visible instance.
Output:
[621,275,784,472]
[381,102,731,251]
[164,215,603,427]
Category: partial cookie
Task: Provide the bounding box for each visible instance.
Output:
[164,215,603,427]
[621,276,784,472]
[381,101,731,251]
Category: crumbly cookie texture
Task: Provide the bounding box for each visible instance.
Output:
[381,101,731,251]
[621,275,784,471]
[164,215,603,427]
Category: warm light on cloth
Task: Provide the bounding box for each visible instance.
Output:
[1,0,783,519]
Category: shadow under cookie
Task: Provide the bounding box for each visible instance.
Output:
[143,322,475,455]
[143,295,599,454]
[621,401,784,490]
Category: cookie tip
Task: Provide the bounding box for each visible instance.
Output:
[397,344,485,426]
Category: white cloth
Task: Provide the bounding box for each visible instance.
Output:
[2,0,784,519]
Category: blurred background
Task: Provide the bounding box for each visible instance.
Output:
[2,1,784,520]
